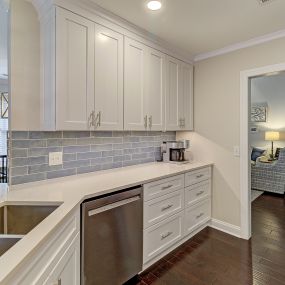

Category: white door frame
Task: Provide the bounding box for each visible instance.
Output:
[240,62,285,240]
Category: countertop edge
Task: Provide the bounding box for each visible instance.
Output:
[0,161,213,283]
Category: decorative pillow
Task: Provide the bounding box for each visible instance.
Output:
[251,147,266,162]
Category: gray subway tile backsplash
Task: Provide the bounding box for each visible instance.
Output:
[46,168,76,180]
[9,131,175,185]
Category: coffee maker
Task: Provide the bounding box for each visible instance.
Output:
[160,140,190,163]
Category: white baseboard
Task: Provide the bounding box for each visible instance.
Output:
[210,218,241,238]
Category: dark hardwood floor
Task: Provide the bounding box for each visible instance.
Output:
[134,193,285,285]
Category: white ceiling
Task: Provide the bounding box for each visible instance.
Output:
[90,0,285,58]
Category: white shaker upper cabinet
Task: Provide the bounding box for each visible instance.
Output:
[165,57,193,131]
[56,8,95,130]
[165,56,184,131]
[124,37,148,131]
[146,48,165,131]
[94,24,124,131]
[182,62,194,130]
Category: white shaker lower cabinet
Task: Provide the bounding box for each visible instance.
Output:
[43,234,80,285]
[143,167,212,268]
[143,212,184,263]
[144,189,184,228]
[185,180,211,208]
[184,199,211,236]
[4,208,80,285]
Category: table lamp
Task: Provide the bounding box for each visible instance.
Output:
[265,131,280,159]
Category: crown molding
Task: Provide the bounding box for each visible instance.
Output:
[29,0,54,20]
[28,0,193,63]
[194,28,285,62]
[55,0,194,63]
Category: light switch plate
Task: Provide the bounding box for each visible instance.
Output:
[49,152,63,166]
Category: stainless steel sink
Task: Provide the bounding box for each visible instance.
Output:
[0,204,59,257]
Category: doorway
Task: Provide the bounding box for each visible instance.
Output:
[240,63,285,239]
[0,1,9,184]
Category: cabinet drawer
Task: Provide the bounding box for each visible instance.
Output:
[185,180,211,208]
[185,167,211,187]
[144,174,184,201]
[144,189,184,228]
[184,199,211,236]
[143,212,183,263]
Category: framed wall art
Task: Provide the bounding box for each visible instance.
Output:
[251,104,267,123]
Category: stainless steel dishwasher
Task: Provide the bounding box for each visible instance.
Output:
[81,186,143,285]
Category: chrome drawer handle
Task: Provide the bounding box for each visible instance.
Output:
[161,184,173,190]
[161,231,173,240]
[161,204,173,211]
[196,191,204,196]
[196,213,204,219]
[196,174,204,179]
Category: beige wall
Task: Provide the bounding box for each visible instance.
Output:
[10,0,40,130]
[177,37,285,227]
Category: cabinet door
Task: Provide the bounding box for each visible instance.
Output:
[165,56,184,131]
[94,24,124,131]
[124,37,148,131]
[146,48,165,131]
[56,8,95,130]
[44,234,80,285]
[182,62,194,130]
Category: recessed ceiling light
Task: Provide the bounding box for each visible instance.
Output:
[147,1,162,11]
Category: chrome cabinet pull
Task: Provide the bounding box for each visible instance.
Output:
[88,111,95,128]
[182,118,185,128]
[161,204,173,211]
[196,191,204,196]
[144,115,148,129]
[94,111,101,128]
[179,118,182,128]
[161,231,173,240]
[97,111,102,127]
[196,213,204,219]
[196,174,204,179]
[161,184,173,190]
[149,115,152,129]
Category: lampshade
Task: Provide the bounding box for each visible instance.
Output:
[265,131,280,141]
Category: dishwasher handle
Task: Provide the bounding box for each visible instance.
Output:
[88,195,141,216]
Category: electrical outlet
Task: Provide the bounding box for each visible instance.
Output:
[49,152,63,166]
[233,146,240,157]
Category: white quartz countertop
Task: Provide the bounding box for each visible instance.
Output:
[0,161,212,283]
